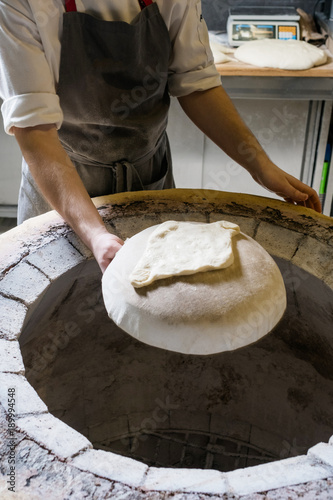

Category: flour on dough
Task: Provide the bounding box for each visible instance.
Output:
[130,220,240,288]
[234,39,327,70]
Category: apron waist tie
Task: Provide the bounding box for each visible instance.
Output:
[112,161,145,192]
[61,132,167,192]
[61,131,166,169]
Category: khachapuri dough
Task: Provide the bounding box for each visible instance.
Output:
[102,221,287,355]
[130,220,240,288]
[234,39,327,70]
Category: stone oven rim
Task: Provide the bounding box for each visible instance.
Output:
[1,188,333,498]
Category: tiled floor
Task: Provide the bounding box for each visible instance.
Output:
[0,218,17,235]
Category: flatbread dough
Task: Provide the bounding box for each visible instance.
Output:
[102,222,287,355]
[130,220,240,288]
[234,39,327,70]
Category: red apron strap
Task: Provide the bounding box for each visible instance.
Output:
[65,0,77,12]
[66,1,151,13]
[138,0,153,10]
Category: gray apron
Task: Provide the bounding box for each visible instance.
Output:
[18,0,174,223]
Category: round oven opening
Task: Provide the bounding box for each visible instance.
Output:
[19,253,333,473]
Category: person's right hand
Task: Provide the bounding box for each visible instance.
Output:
[91,231,124,274]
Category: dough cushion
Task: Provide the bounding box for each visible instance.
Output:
[102,222,287,355]
[130,220,240,288]
[234,39,327,70]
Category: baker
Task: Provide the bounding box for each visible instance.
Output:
[0,0,321,273]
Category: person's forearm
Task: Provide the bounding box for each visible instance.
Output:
[178,85,321,212]
[12,125,106,249]
[178,85,273,175]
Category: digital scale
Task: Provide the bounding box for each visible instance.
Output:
[227,7,300,46]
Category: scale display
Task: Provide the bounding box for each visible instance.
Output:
[231,23,298,42]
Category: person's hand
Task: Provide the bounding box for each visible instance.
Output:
[90,231,124,274]
[251,162,322,213]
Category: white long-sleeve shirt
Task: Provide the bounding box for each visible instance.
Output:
[0,0,221,135]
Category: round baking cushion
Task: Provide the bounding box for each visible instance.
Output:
[102,224,286,355]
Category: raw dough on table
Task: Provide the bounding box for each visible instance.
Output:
[102,221,287,355]
[130,220,240,288]
[208,34,234,64]
[234,39,327,70]
[210,42,233,64]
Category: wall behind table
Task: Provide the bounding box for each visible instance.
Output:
[202,0,323,31]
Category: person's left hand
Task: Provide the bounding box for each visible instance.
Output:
[251,162,322,213]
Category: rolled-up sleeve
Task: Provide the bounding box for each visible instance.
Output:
[166,0,221,97]
[0,1,63,135]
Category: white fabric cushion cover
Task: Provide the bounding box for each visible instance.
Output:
[102,222,287,355]
[234,39,327,70]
